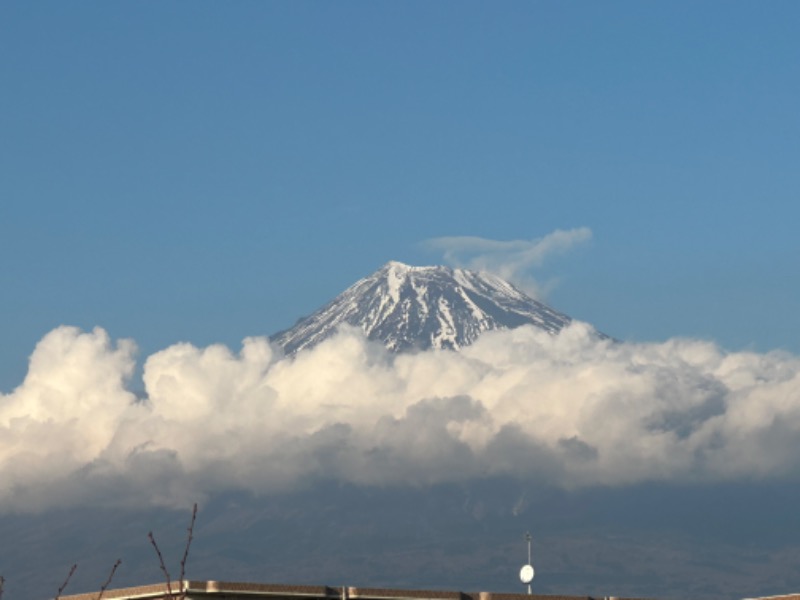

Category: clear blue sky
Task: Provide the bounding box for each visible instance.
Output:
[2,1,799,391]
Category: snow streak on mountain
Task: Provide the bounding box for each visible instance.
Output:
[271,261,578,354]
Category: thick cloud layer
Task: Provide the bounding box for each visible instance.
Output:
[1,323,800,512]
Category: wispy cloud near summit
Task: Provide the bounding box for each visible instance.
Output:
[424,228,592,298]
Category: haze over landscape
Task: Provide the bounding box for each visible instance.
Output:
[2,3,800,600]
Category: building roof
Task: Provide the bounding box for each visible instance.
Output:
[743,596,800,600]
[60,580,650,600]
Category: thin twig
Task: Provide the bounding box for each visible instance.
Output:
[177,503,198,599]
[55,564,78,600]
[96,559,122,600]
[1,574,6,600]
[148,531,174,599]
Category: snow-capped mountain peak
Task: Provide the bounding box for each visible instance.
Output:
[271,261,579,354]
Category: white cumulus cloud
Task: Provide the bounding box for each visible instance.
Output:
[2,323,800,512]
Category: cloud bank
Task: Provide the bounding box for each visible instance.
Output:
[1,323,800,512]
[424,229,592,297]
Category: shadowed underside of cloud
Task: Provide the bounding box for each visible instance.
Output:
[1,323,800,512]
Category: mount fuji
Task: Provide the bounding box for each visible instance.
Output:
[271,261,596,354]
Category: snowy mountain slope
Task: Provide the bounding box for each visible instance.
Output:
[271,261,587,354]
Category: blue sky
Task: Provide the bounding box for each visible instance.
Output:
[2,1,799,392]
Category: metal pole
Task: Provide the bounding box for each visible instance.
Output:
[526,532,531,564]
[526,532,532,595]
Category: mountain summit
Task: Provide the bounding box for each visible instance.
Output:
[272,261,581,354]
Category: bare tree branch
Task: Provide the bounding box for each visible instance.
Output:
[96,560,122,600]
[148,531,174,600]
[55,564,78,600]
[1,574,6,600]
[148,504,199,600]
[177,503,198,600]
